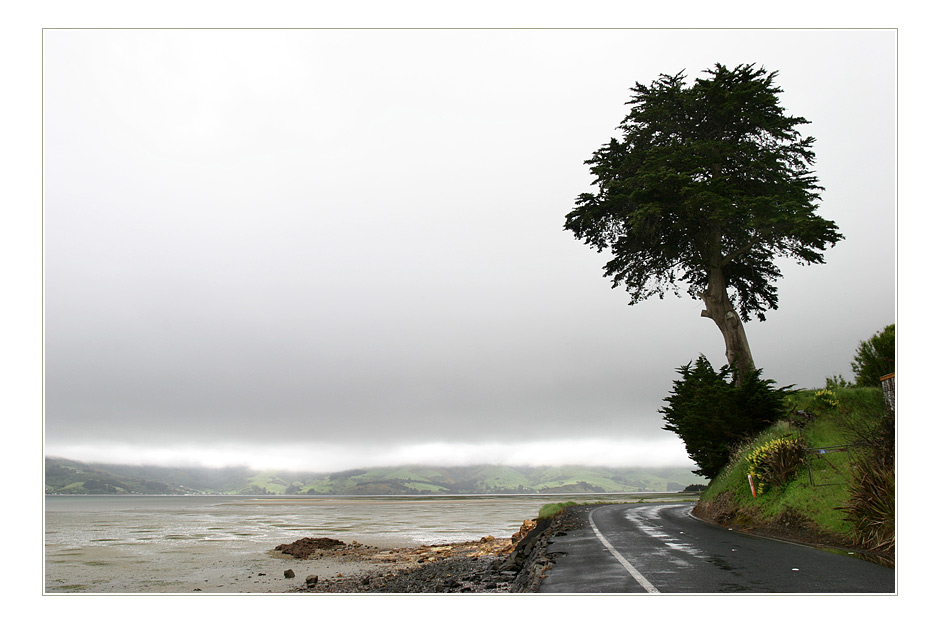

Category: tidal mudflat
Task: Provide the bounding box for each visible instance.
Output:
[45,493,649,593]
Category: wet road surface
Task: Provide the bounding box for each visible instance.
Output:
[538,502,895,593]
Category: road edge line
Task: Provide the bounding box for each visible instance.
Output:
[587,507,660,594]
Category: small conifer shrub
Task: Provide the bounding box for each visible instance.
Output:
[660,356,790,479]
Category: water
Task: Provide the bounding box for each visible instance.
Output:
[45,493,663,593]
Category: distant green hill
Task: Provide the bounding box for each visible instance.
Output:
[44,457,255,495]
[44,457,704,495]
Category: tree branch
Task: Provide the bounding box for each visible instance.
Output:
[721,231,765,266]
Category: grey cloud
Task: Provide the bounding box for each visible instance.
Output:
[43,28,896,468]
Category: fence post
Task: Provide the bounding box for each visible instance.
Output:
[880,373,895,417]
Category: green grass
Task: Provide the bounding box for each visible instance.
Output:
[402,481,448,493]
[245,471,290,493]
[536,493,703,520]
[699,386,887,538]
[537,501,581,519]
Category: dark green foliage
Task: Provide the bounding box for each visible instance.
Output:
[851,324,895,387]
[840,414,895,552]
[825,374,850,389]
[565,63,841,324]
[842,453,894,552]
[660,355,789,478]
[836,404,895,551]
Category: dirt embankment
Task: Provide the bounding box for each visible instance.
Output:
[692,492,894,568]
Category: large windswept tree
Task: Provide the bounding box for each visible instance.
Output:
[565,63,842,379]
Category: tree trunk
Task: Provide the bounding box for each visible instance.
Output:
[700,266,756,383]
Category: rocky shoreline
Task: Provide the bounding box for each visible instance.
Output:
[275,511,583,593]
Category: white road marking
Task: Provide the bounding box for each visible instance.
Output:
[588,507,660,593]
[623,504,705,558]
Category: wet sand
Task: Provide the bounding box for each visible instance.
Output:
[44,494,555,593]
[46,536,515,593]
[45,538,413,593]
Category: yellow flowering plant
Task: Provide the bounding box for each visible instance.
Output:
[745,436,806,494]
[814,388,839,409]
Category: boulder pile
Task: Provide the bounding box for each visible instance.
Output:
[276,518,553,593]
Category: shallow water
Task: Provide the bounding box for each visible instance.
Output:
[45,493,668,593]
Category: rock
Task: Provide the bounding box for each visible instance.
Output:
[511,519,538,544]
[284,569,295,579]
[305,575,319,588]
[275,537,347,559]
[283,536,520,593]
[499,552,521,572]
[507,507,584,592]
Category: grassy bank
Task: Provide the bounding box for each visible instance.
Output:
[536,492,702,520]
[693,385,893,554]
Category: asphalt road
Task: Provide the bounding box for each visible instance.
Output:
[537,502,895,593]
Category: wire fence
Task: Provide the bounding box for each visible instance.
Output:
[803,374,894,487]
[805,445,856,487]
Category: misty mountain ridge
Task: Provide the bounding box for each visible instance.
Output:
[45,457,705,496]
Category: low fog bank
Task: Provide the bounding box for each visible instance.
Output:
[45,437,695,473]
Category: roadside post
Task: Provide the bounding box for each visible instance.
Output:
[880,373,895,417]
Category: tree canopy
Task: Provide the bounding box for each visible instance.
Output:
[565,63,842,375]
[851,324,895,386]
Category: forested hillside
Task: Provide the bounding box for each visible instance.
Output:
[44,457,703,495]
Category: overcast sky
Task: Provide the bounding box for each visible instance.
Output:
[41,28,896,472]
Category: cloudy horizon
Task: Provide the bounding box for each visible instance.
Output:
[43,28,896,474]
[44,438,696,473]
